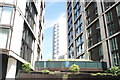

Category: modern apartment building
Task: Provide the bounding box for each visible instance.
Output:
[66,0,120,68]
[53,24,59,60]
[0,0,45,78]
[53,23,67,60]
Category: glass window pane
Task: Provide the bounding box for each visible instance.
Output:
[118,19,120,26]
[4,0,14,4]
[0,7,2,21]
[0,28,9,48]
[106,11,113,23]
[1,7,12,24]
[116,4,120,17]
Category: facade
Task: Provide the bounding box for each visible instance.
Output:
[0,0,45,78]
[53,24,59,60]
[53,23,67,60]
[66,0,120,68]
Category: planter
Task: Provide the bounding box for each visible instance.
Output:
[18,71,120,80]
[41,72,49,74]
[30,71,42,74]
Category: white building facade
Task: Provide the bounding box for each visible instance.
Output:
[0,0,45,78]
[53,20,67,60]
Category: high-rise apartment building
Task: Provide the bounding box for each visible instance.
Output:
[53,23,67,60]
[66,0,120,68]
[53,24,59,60]
[0,0,45,78]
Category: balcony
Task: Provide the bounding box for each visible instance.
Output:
[35,61,107,72]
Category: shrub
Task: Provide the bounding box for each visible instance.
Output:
[69,64,79,72]
[91,73,113,76]
[109,66,120,75]
[105,66,120,75]
[48,59,53,61]
[22,62,31,73]
[41,70,50,73]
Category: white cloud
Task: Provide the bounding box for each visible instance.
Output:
[44,12,66,30]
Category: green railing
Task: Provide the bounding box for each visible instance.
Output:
[35,61,107,69]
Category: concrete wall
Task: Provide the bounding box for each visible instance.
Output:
[6,58,17,78]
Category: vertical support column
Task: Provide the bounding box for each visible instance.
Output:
[97,0,111,68]
[6,58,17,78]
[71,1,76,58]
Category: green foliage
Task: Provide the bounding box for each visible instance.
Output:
[58,59,66,61]
[54,71,60,73]
[91,66,120,76]
[69,64,80,72]
[41,70,50,73]
[63,74,68,78]
[22,62,31,72]
[48,59,53,61]
[107,66,120,75]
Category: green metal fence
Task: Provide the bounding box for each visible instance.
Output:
[35,61,107,69]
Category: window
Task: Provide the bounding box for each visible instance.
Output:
[76,36,84,56]
[0,28,9,48]
[20,23,34,62]
[22,44,32,62]
[68,3,72,16]
[94,10,98,17]
[88,37,92,48]
[93,2,97,8]
[110,38,118,51]
[0,7,2,21]
[107,23,115,36]
[69,45,74,58]
[98,44,103,56]
[89,49,93,60]
[106,11,113,23]
[95,21,100,29]
[96,29,101,42]
[0,0,14,4]
[112,53,120,66]
[86,17,90,26]
[25,2,37,30]
[116,4,120,17]
[104,2,115,10]
[74,2,81,21]
[93,2,98,17]
[4,0,14,4]
[86,9,91,26]
[76,26,82,36]
[68,30,73,44]
[68,16,72,30]
[87,28,91,37]
[86,10,90,17]
[73,0,77,6]
[75,17,82,36]
[0,7,12,24]
[85,0,91,7]
[118,19,120,27]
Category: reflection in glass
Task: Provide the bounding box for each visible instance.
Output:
[0,28,9,48]
[0,7,12,24]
